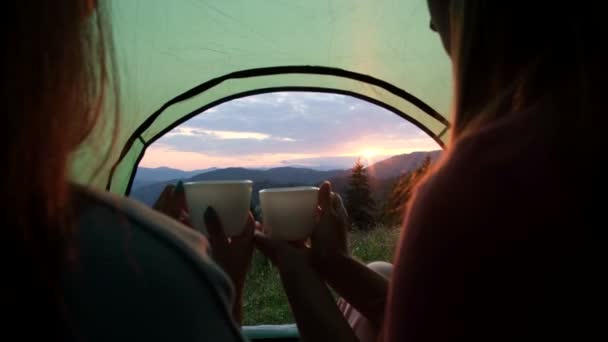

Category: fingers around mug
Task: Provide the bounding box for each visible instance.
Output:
[331,192,349,226]
[232,212,256,245]
[311,201,333,244]
[204,206,228,249]
[153,184,175,212]
[317,181,332,213]
[172,180,188,213]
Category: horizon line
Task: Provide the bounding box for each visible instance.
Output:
[138,149,442,172]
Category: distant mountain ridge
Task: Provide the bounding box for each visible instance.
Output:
[129,150,441,206]
[366,150,441,179]
[132,166,217,190]
[190,167,347,184]
[130,167,346,206]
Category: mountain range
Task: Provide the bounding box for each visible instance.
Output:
[131,166,218,190]
[130,150,441,207]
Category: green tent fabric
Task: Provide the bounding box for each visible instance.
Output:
[71,0,452,194]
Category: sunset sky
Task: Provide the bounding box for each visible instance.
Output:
[139,92,440,171]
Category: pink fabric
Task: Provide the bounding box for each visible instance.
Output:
[386,108,589,340]
[338,298,377,342]
[339,262,393,342]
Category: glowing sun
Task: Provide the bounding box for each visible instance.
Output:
[359,149,380,163]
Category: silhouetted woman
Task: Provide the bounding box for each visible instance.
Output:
[4,2,253,341]
[255,1,604,341]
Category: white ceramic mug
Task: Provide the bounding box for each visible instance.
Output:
[183,180,253,237]
[259,186,319,240]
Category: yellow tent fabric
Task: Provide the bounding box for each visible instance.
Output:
[71,0,452,194]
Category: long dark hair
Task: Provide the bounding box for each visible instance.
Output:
[2,0,116,338]
[448,1,605,154]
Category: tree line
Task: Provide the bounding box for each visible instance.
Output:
[345,156,432,230]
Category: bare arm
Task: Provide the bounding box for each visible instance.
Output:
[313,253,389,329]
[279,258,359,342]
[254,234,359,342]
[310,182,389,328]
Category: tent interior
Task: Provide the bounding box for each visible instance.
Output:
[71,0,452,194]
[71,1,453,340]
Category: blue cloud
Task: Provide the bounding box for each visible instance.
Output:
[153,92,433,157]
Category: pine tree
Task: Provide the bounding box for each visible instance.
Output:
[384,156,432,225]
[383,171,413,224]
[345,158,376,230]
[415,155,431,182]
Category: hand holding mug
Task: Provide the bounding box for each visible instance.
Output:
[204,207,256,290]
[204,206,256,324]
[152,181,190,225]
[254,181,349,270]
[310,181,350,263]
[255,186,317,270]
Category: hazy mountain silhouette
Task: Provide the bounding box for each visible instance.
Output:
[189,167,346,184]
[129,150,441,207]
[365,150,441,179]
[130,167,345,206]
[132,166,218,190]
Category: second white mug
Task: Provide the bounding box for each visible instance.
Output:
[259,186,319,241]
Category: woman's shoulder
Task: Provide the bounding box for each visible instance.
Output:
[66,186,245,341]
[71,185,230,293]
[74,185,212,260]
[427,109,550,191]
[408,109,556,232]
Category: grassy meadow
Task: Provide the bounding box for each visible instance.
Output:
[242,226,401,326]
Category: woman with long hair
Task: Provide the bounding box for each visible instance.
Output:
[5,2,253,341]
[386,1,602,340]
[255,1,603,340]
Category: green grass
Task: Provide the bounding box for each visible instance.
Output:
[242,226,401,326]
[242,251,292,325]
[349,225,401,264]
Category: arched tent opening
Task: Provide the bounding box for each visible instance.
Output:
[129,90,443,334]
[63,2,455,340]
[70,0,453,192]
[130,90,443,206]
[110,67,450,195]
